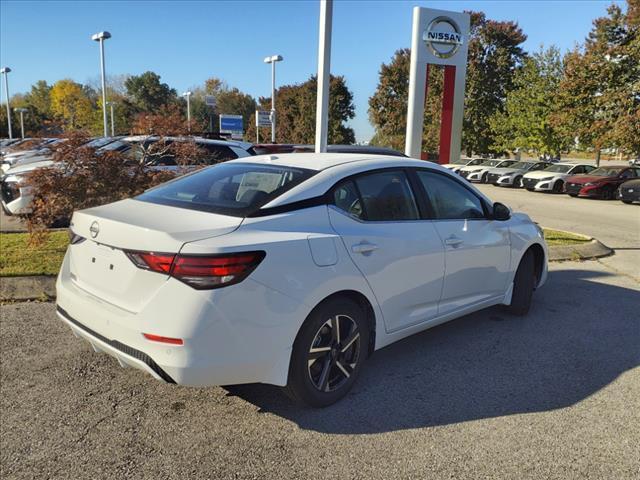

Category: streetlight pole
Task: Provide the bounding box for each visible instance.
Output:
[315,0,333,153]
[91,31,111,137]
[15,108,27,138]
[106,102,115,136]
[264,54,283,143]
[182,91,192,132]
[1,67,13,139]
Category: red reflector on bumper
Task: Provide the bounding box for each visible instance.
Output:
[143,333,184,345]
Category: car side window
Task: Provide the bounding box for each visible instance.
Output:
[332,180,364,219]
[620,169,634,179]
[416,170,486,220]
[634,168,640,176]
[584,165,596,174]
[353,171,419,221]
[334,171,419,221]
[572,165,585,174]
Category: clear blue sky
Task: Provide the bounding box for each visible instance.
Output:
[0,0,623,141]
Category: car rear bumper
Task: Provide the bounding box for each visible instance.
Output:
[55,251,302,387]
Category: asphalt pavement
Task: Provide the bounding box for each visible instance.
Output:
[1,259,639,479]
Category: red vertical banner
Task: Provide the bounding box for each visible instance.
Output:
[420,65,431,160]
[438,65,456,164]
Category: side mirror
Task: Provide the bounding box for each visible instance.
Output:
[492,202,511,221]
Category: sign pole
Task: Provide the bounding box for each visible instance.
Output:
[315,0,333,153]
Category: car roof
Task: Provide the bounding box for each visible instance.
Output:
[118,135,251,149]
[227,152,414,171]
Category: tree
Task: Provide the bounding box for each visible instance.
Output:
[246,75,355,144]
[553,3,640,158]
[49,79,94,131]
[124,71,177,113]
[489,46,571,156]
[463,11,527,156]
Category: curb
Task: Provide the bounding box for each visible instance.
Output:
[548,238,613,262]
[542,228,614,262]
[0,276,56,302]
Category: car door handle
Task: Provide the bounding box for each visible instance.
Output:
[444,236,464,247]
[352,242,379,254]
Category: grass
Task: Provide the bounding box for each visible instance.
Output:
[0,231,68,277]
[543,228,590,246]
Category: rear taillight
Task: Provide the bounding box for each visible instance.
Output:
[125,251,175,273]
[124,250,265,290]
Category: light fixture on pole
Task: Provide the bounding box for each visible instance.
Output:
[91,31,111,137]
[182,91,192,132]
[106,102,116,136]
[14,107,28,139]
[263,54,283,143]
[1,67,13,139]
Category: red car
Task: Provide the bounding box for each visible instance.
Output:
[564,166,640,199]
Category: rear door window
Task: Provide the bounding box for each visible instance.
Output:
[349,171,419,221]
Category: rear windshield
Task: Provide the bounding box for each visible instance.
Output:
[136,162,316,216]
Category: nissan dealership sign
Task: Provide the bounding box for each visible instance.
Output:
[423,16,463,59]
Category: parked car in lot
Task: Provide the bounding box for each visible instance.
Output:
[56,153,548,407]
[459,159,518,183]
[522,163,596,193]
[442,157,486,174]
[617,179,640,204]
[0,136,253,216]
[564,166,640,199]
[486,161,552,188]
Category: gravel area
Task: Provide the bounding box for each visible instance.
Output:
[1,260,639,479]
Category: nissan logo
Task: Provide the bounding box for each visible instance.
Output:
[423,16,463,59]
[89,221,100,238]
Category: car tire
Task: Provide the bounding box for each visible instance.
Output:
[514,176,523,188]
[284,297,369,407]
[621,200,632,204]
[602,187,615,200]
[526,187,535,192]
[552,180,564,193]
[505,250,536,316]
[568,193,578,197]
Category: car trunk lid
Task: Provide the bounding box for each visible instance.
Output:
[68,199,243,311]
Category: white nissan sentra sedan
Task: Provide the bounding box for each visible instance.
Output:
[56,154,548,407]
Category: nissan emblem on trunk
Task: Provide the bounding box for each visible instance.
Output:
[423,16,463,59]
[89,221,100,238]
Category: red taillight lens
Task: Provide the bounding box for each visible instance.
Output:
[125,251,175,273]
[124,250,265,289]
[171,252,265,289]
[143,333,184,345]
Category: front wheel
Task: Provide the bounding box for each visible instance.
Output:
[284,297,369,407]
[552,180,564,193]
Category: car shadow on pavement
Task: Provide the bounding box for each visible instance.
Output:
[225,267,640,434]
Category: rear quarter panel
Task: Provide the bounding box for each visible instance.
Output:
[179,205,386,350]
